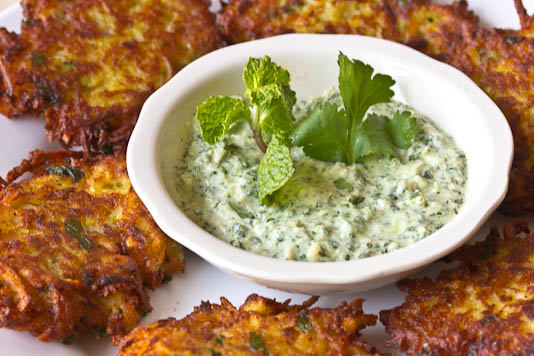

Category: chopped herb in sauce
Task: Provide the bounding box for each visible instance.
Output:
[334,178,354,192]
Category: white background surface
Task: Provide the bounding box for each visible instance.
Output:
[0,0,14,11]
[0,1,534,355]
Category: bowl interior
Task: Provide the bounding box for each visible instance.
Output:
[129,34,512,293]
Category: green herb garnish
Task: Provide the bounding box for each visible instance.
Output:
[249,332,265,351]
[94,326,109,339]
[291,52,417,164]
[46,165,85,183]
[210,349,222,356]
[195,56,296,204]
[297,313,313,333]
[161,274,172,285]
[31,52,46,67]
[62,335,75,345]
[65,218,94,252]
[214,335,225,344]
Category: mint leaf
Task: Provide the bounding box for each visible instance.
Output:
[243,56,291,92]
[290,102,348,162]
[248,84,294,138]
[194,56,297,205]
[353,114,396,159]
[387,110,418,149]
[244,56,296,144]
[257,135,294,204]
[195,96,251,145]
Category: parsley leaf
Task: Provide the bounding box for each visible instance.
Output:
[292,52,417,164]
[195,96,251,144]
[290,102,348,162]
[352,114,396,159]
[257,135,295,205]
[387,110,418,149]
[338,52,395,129]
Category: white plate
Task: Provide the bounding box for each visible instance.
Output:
[0,1,533,355]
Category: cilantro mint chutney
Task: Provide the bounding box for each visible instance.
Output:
[174,89,467,262]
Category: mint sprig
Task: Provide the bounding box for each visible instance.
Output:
[195,56,295,204]
[291,52,418,164]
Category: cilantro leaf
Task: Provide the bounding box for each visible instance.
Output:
[195,96,251,144]
[290,102,348,162]
[338,52,395,128]
[257,135,294,205]
[387,110,418,149]
[338,52,396,163]
[353,114,396,159]
[292,52,416,164]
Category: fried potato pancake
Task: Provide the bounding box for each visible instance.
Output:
[0,151,184,344]
[380,221,534,356]
[118,294,383,356]
[0,0,223,152]
[216,0,534,214]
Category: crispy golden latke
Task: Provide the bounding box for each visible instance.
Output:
[118,294,383,356]
[380,221,534,356]
[0,0,222,152]
[0,151,184,344]
[217,0,476,52]
[217,0,534,214]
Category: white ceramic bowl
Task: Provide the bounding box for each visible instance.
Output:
[127,34,513,294]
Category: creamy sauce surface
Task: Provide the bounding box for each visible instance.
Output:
[174,91,467,262]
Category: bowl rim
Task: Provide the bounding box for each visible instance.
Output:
[127,33,513,287]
